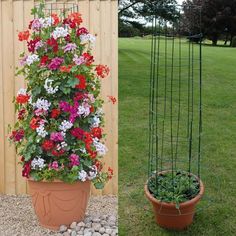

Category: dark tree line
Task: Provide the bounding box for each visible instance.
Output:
[118,0,177,37]
[183,0,236,46]
[119,0,236,46]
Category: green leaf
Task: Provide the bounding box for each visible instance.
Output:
[71,66,79,73]
[66,77,78,88]
[94,182,104,189]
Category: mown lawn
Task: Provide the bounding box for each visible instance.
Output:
[118,37,236,236]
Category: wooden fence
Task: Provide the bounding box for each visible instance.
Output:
[0,0,118,195]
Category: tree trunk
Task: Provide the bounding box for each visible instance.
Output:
[224,34,228,45]
[212,39,217,46]
[230,34,233,47]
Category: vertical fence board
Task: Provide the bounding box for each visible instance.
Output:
[2,0,16,194]
[0,0,117,195]
[89,0,101,195]
[0,0,5,194]
[14,0,27,194]
[100,0,112,195]
[110,0,118,194]
[77,0,89,28]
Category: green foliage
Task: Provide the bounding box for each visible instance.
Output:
[148,171,200,208]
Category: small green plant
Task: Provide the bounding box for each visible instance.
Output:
[148,171,200,209]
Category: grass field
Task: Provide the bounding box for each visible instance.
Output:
[118,37,236,236]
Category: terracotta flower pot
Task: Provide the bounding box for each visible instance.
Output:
[28,179,91,230]
[144,173,204,230]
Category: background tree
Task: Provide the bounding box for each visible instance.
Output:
[119,0,177,37]
[182,0,236,46]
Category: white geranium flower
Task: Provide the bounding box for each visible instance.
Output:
[31,157,46,170]
[34,98,51,111]
[40,17,54,28]
[59,120,73,132]
[26,54,39,65]
[78,170,87,182]
[93,138,108,156]
[44,78,59,94]
[52,27,68,39]
[91,116,101,128]
[87,165,97,180]
[17,88,27,96]
[77,104,90,117]
[80,34,96,46]
[36,124,48,138]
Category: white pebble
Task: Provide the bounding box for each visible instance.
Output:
[78,222,86,227]
[99,227,105,234]
[105,228,112,234]
[92,222,101,231]
[59,225,67,233]
[70,222,77,229]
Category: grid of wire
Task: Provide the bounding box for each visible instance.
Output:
[34,2,79,20]
[148,4,202,190]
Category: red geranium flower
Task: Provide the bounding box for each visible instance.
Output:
[40,55,49,66]
[28,20,33,30]
[91,127,102,139]
[27,37,41,53]
[82,53,94,66]
[10,129,24,142]
[95,64,110,78]
[84,132,93,145]
[18,108,26,120]
[18,30,30,41]
[75,74,86,89]
[30,117,41,130]
[76,27,88,36]
[68,12,83,25]
[51,13,60,25]
[60,65,72,73]
[42,140,54,151]
[47,38,58,53]
[108,95,117,104]
[108,167,113,179]
[90,105,94,113]
[22,161,31,178]
[50,109,60,118]
[52,149,65,157]
[74,92,85,101]
[94,160,103,171]
[70,127,84,140]
[88,150,97,159]
[64,34,71,42]
[16,94,30,104]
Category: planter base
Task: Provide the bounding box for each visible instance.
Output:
[28,179,91,231]
[145,174,204,230]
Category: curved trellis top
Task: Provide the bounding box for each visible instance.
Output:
[148,4,202,182]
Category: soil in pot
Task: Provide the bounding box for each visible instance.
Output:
[145,171,204,230]
[28,179,91,231]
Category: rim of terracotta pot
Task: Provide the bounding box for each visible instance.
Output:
[144,171,204,209]
[28,178,90,184]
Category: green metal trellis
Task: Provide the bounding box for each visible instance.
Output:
[148,4,203,192]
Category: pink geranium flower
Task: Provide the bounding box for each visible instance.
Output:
[69,154,80,167]
[48,57,64,70]
[50,132,64,142]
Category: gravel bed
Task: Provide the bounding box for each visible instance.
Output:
[0,194,117,236]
